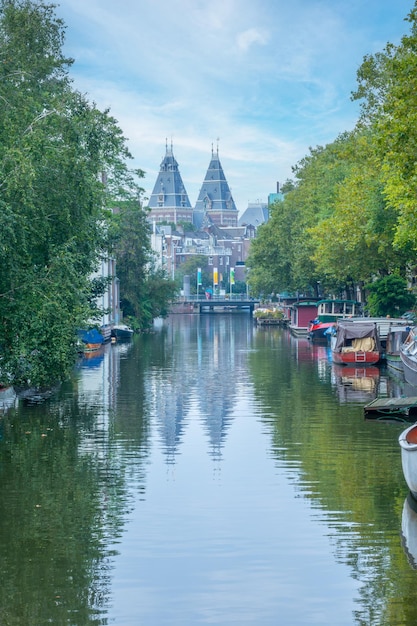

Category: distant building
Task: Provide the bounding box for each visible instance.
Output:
[238,201,269,230]
[194,145,239,228]
[147,140,193,225]
[268,181,285,206]
[147,142,286,290]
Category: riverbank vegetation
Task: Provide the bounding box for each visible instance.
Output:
[0,0,176,388]
[247,3,417,316]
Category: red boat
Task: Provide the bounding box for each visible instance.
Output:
[308,299,361,342]
[308,320,335,342]
[331,321,380,365]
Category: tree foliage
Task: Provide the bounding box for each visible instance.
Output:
[109,201,177,330]
[0,0,157,386]
[248,4,417,303]
[365,275,415,317]
[174,255,213,294]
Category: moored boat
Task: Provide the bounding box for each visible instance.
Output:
[331,321,380,365]
[308,299,360,342]
[400,327,417,387]
[386,325,410,372]
[289,300,318,336]
[399,422,417,500]
[111,324,134,341]
[77,328,104,352]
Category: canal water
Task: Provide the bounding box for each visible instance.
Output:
[1,313,417,625]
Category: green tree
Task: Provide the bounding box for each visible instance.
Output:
[365,274,415,317]
[109,201,177,329]
[247,137,353,297]
[353,2,417,250]
[0,0,136,387]
[309,130,411,289]
[174,255,211,294]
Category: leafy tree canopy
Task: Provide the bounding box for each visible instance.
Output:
[0,1,155,386]
[365,275,416,317]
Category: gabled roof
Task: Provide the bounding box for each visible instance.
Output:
[148,140,192,210]
[194,146,238,213]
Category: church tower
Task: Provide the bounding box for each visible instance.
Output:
[147,140,193,225]
[194,143,238,227]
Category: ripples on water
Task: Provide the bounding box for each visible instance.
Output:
[2,314,417,624]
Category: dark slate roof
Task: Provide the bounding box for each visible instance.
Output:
[194,147,238,213]
[217,226,246,239]
[238,202,269,227]
[148,141,192,209]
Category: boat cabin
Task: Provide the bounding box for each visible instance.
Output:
[290,301,318,335]
[316,299,360,322]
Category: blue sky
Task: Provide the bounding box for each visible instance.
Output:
[57,0,413,214]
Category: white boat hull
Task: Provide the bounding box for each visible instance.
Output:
[399,423,417,499]
[401,493,417,569]
[401,351,417,388]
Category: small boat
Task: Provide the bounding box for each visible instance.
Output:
[399,422,417,500]
[77,328,104,352]
[386,325,410,371]
[331,321,380,365]
[400,327,417,387]
[308,299,360,342]
[111,324,134,341]
[347,316,409,355]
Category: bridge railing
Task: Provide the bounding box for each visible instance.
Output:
[176,294,257,303]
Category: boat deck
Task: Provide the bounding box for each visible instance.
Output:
[364,396,417,420]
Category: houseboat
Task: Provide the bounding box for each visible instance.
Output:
[308,299,360,342]
[289,300,318,336]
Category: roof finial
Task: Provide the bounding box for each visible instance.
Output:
[211,142,214,156]
[165,137,168,153]
[217,137,220,155]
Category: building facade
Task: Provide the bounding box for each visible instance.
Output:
[147,140,193,225]
[194,146,239,228]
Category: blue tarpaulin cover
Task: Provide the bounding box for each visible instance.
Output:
[78,329,104,345]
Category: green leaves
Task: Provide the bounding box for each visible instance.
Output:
[109,201,177,329]
[247,2,417,300]
[365,275,416,317]
[0,1,140,387]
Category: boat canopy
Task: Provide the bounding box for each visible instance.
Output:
[78,328,104,345]
[333,321,380,352]
[316,299,359,316]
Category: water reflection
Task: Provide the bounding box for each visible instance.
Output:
[147,315,250,462]
[331,364,380,403]
[3,317,417,624]
[0,385,17,414]
[402,493,417,569]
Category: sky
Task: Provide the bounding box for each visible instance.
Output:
[56,0,414,215]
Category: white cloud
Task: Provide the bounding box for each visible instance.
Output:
[57,0,412,211]
[236,28,269,52]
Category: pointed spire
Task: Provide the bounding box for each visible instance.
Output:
[147,141,192,224]
[194,145,238,226]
